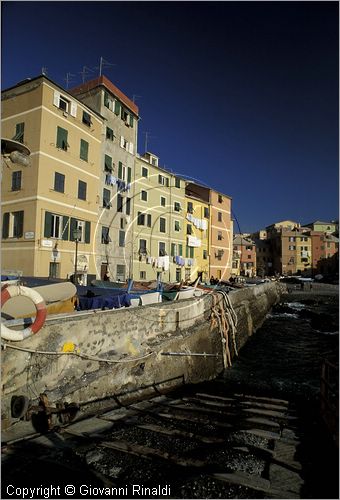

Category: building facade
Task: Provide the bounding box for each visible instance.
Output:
[232,235,257,277]
[1,76,103,281]
[209,190,233,281]
[71,76,139,282]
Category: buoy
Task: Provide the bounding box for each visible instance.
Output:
[1,285,47,341]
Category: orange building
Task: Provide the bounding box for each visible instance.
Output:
[209,190,233,281]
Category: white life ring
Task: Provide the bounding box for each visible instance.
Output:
[1,285,47,341]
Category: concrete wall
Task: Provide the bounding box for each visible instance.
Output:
[1,282,282,431]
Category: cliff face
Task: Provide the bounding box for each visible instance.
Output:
[1,282,282,432]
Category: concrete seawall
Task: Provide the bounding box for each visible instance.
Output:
[1,282,283,431]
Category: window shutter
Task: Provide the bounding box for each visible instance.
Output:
[147,214,152,227]
[104,154,112,171]
[16,211,24,238]
[114,101,121,115]
[117,194,123,212]
[119,230,125,247]
[62,216,69,240]
[127,167,131,184]
[129,114,134,128]
[44,211,52,238]
[53,91,60,107]
[178,244,183,256]
[158,175,162,184]
[104,92,109,107]
[85,221,91,244]
[126,197,131,215]
[186,246,189,258]
[70,102,77,117]
[171,243,176,256]
[120,136,125,148]
[166,178,169,187]
[16,122,25,135]
[80,140,88,161]
[2,213,9,239]
[128,142,134,154]
[70,218,77,241]
[56,127,68,149]
[118,162,123,179]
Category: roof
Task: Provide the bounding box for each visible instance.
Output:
[70,75,139,116]
[233,235,255,245]
[304,220,337,227]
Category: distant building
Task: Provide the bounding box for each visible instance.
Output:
[304,220,338,234]
[232,235,256,277]
[209,190,233,281]
[1,75,104,281]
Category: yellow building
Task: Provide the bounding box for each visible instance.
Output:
[295,232,312,274]
[1,75,104,281]
[184,184,210,282]
[132,152,186,283]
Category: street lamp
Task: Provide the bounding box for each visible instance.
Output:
[73,227,82,284]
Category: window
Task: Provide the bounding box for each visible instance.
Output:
[178,244,183,256]
[186,246,194,258]
[185,268,191,280]
[140,271,146,280]
[11,171,22,191]
[204,207,209,218]
[119,230,125,247]
[78,180,87,200]
[44,212,69,240]
[104,92,113,110]
[174,220,180,232]
[174,201,181,212]
[116,264,125,281]
[203,249,208,259]
[289,236,296,242]
[187,202,193,214]
[126,197,131,215]
[80,139,89,161]
[141,190,148,201]
[56,126,68,151]
[218,231,223,241]
[120,218,125,229]
[82,111,92,127]
[103,188,111,208]
[160,217,166,233]
[147,214,152,227]
[218,194,223,203]
[218,212,222,222]
[2,211,24,239]
[51,214,62,239]
[58,95,69,112]
[187,224,192,235]
[176,268,181,282]
[247,255,251,259]
[106,127,114,141]
[104,155,113,172]
[288,245,295,250]
[170,243,176,256]
[137,212,145,226]
[175,177,181,188]
[54,172,65,193]
[246,245,252,250]
[158,174,169,187]
[139,239,147,254]
[70,219,90,243]
[161,197,166,207]
[142,167,148,178]
[216,249,223,261]
[49,262,60,279]
[101,227,111,244]
[13,123,24,143]
[118,162,132,183]
[159,242,166,256]
[117,194,123,212]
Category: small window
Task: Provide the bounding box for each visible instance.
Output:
[116,264,125,281]
[159,242,166,256]
[82,111,92,127]
[78,180,87,200]
[13,123,25,143]
[204,207,209,218]
[187,224,192,235]
[140,271,146,280]
[218,212,222,222]
[119,230,125,247]
[178,244,183,256]
[141,190,148,201]
[137,212,145,226]
[58,95,69,112]
[174,202,181,212]
[2,211,24,239]
[101,227,111,244]
[186,246,194,258]
[126,197,131,215]
[218,194,223,203]
[117,194,123,212]
[218,231,223,241]
[104,155,113,172]
[142,167,148,178]
[120,218,125,229]
[147,214,152,227]
[187,202,193,214]
[11,171,22,191]
[139,239,147,254]
[176,268,181,282]
[160,217,166,233]
[103,188,111,208]
[106,127,114,141]
[56,126,68,151]
[174,220,180,232]
[80,139,89,161]
[175,177,181,188]
[161,196,166,207]
[158,175,169,187]
[171,243,177,256]
[54,172,65,193]
[203,249,208,260]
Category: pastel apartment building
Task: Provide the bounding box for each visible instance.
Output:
[232,235,257,277]
[209,190,233,281]
[70,76,139,282]
[132,152,186,283]
[1,75,104,280]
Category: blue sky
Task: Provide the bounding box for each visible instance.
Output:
[2,1,339,233]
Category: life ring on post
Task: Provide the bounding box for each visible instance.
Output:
[1,285,47,341]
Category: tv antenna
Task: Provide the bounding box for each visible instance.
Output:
[41,67,48,76]
[144,131,156,152]
[95,57,116,77]
[64,72,76,89]
[79,65,94,83]
[132,94,142,103]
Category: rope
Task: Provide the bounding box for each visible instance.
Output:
[210,291,238,368]
[218,290,238,357]
[1,342,154,364]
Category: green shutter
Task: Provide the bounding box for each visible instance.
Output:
[147,214,152,227]
[56,127,68,149]
[80,139,88,161]
[114,101,121,115]
[171,243,176,256]
[44,211,52,237]
[190,247,194,258]
[104,92,109,107]
[70,218,77,241]
[62,216,69,240]
[186,246,189,258]
[178,244,183,256]
[104,154,112,171]
[118,162,123,179]
[2,213,9,239]
[16,211,24,237]
[127,167,131,184]
[85,221,91,244]
[129,114,134,128]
